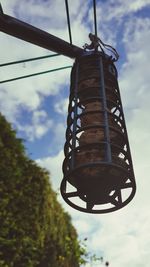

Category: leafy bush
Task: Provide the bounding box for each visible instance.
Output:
[0,114,85,267]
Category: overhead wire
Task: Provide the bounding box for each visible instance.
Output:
[65,0,72,45]
[0,65,72,84]
[92,1,119,61]
[0,1,74,85]
[93,0,97,37]
[0,3,3,14]
[0,53,60,67]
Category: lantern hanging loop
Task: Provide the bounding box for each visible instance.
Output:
[83,33,119,62]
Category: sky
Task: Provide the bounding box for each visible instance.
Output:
[0,0,150,266]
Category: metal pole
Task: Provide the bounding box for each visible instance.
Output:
[0,12,83,59]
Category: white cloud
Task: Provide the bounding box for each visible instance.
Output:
[0,46,72,124]
[54,97,68,115]
[36,149,64,190]
[96,0,150,22]
[1,0,67,30]
[52,122,66,151]
[87,0,150,48]
[17,110,53,141]
[119,16,150,167]
[0,0,73,125]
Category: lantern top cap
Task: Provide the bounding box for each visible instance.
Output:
[83,33,119,62]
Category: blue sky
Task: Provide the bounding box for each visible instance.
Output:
[1,0,150,266]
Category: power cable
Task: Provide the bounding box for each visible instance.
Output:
[93,0,97,37]
[0,53,60,67]
[65,0,72,44]
[0,3,3,14]
[0,65,72,84]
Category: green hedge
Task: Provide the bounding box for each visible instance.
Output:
[0,114,86,267]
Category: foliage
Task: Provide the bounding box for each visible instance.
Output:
[0,113,86,267]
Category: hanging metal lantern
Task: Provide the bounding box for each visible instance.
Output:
[60,51,136,213]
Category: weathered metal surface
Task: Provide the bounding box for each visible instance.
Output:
[61,51,136,213]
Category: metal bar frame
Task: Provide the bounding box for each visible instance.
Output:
[71,63,79,169]
[61,52,136,214]
[99,56,112,162]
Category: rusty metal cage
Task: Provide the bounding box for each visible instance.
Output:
[60,51,136,213]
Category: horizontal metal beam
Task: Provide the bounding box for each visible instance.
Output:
[0,12,84,59]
